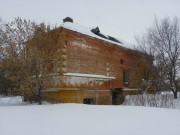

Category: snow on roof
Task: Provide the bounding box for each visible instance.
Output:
[60,22,133,49]
[63,73,115,79]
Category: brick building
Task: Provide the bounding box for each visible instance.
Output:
[42,17,153,104]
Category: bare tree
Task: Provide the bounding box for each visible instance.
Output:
[25,23,61,104]
[26,24,51,104]
[0,17,60,103]
[0,17,3,27]
[136,17,180,99]
[0,18,36,96]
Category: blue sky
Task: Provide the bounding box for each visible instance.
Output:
[0,0,180,45]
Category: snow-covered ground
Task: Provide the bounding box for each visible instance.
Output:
[0,96,24,106]
[0,94,180,135]
[0,103,180,135]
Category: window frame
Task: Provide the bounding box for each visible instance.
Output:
[123,70,129,84]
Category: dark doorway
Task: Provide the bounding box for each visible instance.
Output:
[110,88,124,105]
[83,98,94,104]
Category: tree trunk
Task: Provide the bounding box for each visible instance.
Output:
[3,88,8,96]
[35,78,42,105]
[37,83,42,105]
[35,64,42,105]
[173,90,178,99]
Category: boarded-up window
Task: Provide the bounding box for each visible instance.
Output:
[123,71,129,84]
[144,68,149,80]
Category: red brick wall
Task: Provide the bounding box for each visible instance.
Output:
[42,27,153,104]
[59,28,152,90]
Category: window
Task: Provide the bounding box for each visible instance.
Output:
[120,58,124,64]
[123,71,129,84]
[144,68,149,80]
[65,41,67,45]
